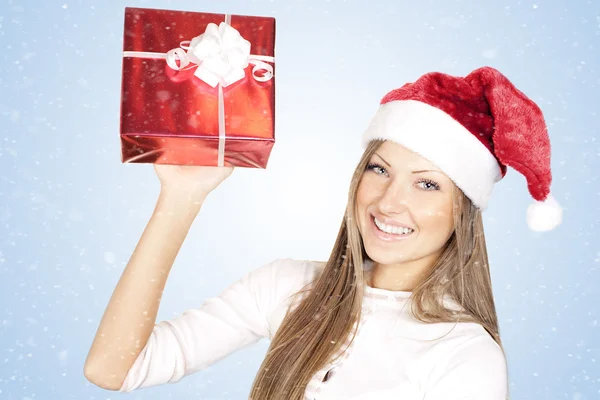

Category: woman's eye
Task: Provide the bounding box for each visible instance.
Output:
[367,163,387,175]
[416,179,440,191]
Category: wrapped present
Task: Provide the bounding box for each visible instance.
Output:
[120,7,276,168]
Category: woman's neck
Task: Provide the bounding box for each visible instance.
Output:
[365,255,438,291]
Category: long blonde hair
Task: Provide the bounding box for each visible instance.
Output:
[249,139,504,399]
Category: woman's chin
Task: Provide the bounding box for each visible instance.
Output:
[364,246,412,266]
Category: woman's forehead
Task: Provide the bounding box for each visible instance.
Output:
[373,141,442,172]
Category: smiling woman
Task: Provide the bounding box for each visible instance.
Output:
[357,142,456,291]
[84,66,562,400]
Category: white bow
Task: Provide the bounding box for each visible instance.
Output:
[165,22,273,87]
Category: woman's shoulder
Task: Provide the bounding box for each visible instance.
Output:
[245,258,324,338]
[269,257,326,273]
[247,258,325,288]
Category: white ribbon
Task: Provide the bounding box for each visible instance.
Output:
[123,14,275,167]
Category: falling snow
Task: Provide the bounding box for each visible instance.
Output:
[0,1,598,399]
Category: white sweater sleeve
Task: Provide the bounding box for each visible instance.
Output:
[118,258,320,392]
[424,334,508,400]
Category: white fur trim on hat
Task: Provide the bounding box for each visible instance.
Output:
[362,99,503,209]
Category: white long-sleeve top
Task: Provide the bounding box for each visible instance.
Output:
[118,258,508,399]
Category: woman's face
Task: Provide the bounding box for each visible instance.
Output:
[356,141,456,269]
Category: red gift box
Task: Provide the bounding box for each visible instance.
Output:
[120,7,276,168]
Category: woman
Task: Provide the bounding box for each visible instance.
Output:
[84,66,562,399]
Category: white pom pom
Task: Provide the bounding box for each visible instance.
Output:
[526,194,563,232]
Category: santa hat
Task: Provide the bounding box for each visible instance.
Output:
[362,66,562,232]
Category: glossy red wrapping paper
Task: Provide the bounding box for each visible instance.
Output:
[120,7,276,168]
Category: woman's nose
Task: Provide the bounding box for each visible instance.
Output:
[377,181,409,215]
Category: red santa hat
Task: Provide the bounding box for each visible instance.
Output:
[362,66,562,232]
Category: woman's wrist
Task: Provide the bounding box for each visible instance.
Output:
[154,187,208,221]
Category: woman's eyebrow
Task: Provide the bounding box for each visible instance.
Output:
[373,154,442,175]
[373,153,391,167]
[412,169,444,174]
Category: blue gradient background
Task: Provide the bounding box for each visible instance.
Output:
[1,0,598,399]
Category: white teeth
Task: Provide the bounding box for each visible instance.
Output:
[374,217,414,235]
